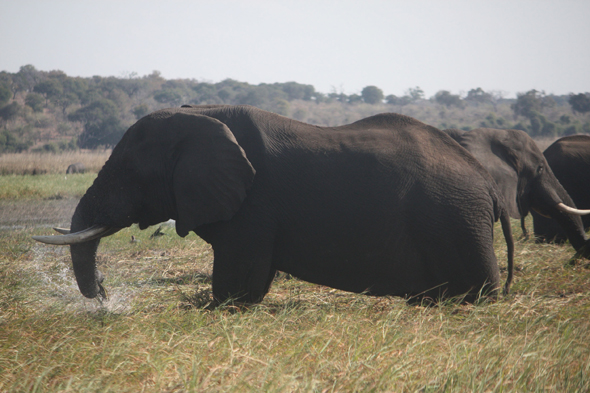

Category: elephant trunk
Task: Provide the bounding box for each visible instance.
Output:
[545,204,590,258]
[69,210,106,299]
[529,174,590,258]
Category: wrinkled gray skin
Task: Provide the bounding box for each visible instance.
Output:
[533,135,590,243]
[52,106,514,304]
[445,128,590,258]
[66,162,86,174]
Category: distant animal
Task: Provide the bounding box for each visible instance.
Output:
[532,135,590,244]
[34,105,514,305]
[66,162,86,174]
[444,128,590,258]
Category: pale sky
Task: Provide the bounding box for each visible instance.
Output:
[1,0,589,98]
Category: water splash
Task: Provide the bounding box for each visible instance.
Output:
[31,244,135,314]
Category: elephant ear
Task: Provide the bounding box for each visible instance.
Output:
[459,130,521,218]
[171,113,256,237]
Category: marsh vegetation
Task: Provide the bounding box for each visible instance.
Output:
[1,153,589,391]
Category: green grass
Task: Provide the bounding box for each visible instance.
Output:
[0,173,96,200]
[1,175,590,391]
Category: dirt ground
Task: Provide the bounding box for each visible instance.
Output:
[0,197,79,229]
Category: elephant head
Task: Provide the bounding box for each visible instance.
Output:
[447,128,590,258]
[532,135,590,244]
[34,108,256,298]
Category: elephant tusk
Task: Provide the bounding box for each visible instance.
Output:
[556,203,590,216]
[53,227,71,234]
[32,225,120,245]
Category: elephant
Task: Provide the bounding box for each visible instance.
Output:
[444,128,590,258]
[34,105,514,304]
[441,128,465,140]
[532,135,590,243]
[66,162,86,174]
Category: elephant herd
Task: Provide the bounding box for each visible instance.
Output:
[33,105,590,305]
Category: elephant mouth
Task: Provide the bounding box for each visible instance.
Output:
[531,207,551,218]
[32,225,121,245]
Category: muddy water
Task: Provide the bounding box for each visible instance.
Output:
[0,197,79,229]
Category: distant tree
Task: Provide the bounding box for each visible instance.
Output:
[405,86,424,103]
[386,94,413,107]
[217,89,230,102]
[69,98,126,148]
[488,90,507,112]
[434,90,464,109]
[568,93,590,114]
[25,93,44,112]
[191,83,223,105]
[347,94,363,104]
[235,88,268,107]
[361,86,384,104]
[0,102,21,126]
[0,129,31,153]
[119,75,148,98]
[69,98,118,125]
[0,83,11,107]
[54,92,79,115]
[465,88,492,106]
[13,65,41,98]
[527,110,559,137]
[62,77,89,100]
[77,116,126,148]
[273,99,290,116]
[311,91,326,103]
[328,92,348,103]
[280,82,315,101]
[80,89,103,106]
[132,103,150,120]
[385,94,398,104]
[0,72,13,95]
[511,90,543,119]
[153,89,183,106]
[34,79,63,107]
[559,114,572,125]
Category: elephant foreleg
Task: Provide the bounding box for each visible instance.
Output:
[210,233,276,305]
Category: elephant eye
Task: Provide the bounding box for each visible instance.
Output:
[537,165,544,174]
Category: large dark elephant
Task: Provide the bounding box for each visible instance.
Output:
[533,135,590,243]
[444,128,590,258]
[34,105,514,304]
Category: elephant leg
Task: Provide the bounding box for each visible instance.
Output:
[210,223,276,305]
[212,248,275,304]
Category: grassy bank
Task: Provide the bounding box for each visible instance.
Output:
[1,212,590,391]
[0,173,96,200]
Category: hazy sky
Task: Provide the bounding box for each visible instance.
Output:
[1,1,589,98]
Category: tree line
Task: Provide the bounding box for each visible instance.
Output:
[0,65,589,153]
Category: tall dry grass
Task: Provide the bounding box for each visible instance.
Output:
[0,150,111,175]
[1,214,589,391]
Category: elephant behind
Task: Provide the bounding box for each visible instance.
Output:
[444,128,590,258]
[35,106,514,304]
[66,162,86,174]
[533,135,590,243]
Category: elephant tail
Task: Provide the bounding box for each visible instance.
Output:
[500,208,515,295]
